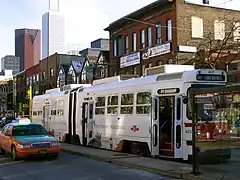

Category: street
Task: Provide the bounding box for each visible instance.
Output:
[200,148,240,179]
[0,152,176,180]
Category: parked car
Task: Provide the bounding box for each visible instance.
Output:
[0,116,17,128]
[0,116,4,127]
[0,119,61,160]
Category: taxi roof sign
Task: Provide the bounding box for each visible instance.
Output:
[18,118,31,125]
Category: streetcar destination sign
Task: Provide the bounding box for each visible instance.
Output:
[196,74,225,81]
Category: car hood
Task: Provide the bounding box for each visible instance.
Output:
[14,135,57,143]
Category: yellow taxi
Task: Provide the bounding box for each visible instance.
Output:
[0,118,61,160]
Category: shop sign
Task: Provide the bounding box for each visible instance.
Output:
[142,43,171,60]
[120,52,140,68]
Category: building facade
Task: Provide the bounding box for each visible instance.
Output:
[0,70,13,114]
[1,55,20,75]
[42,11,66,59]
[91,38,109,50]
[104,0,240,76]
[39,53,82,94]
[15,29,41,71]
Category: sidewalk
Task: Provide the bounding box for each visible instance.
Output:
[61,143,210,180]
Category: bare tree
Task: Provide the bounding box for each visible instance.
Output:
[193,17,240,69]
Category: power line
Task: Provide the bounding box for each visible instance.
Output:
[216,0,233,6]
[99,1,240,33]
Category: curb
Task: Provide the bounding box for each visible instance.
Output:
[61,148,112,162]
[61,148,206,180]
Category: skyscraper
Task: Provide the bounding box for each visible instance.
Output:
[42,0,65,59]
[15,29,41,71]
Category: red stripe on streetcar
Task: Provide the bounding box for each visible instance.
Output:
[184,123,193,127]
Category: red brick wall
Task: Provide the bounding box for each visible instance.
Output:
[108,3,176,76]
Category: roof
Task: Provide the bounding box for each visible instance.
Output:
[104,0,170,31]
[12,122,40,127]
[185,1,240,13]
[97,50,110,63]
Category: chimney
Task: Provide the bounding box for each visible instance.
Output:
[203,0,209,4]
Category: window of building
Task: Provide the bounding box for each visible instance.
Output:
[42,72,46,80]
[113,39,117,56]
[142,65,145,76]
[214,20,225,40]
[147,27,152,47]
[157,60,162,65]
[36,74,39,82]
[125,36,129,54]
[50,68,54,76]
[133,67,137,75]
[191,16,203,38]
[228,60,240,71]
[33,76,35,83]
[117,36,122,56]
[156,24,162,44]
[107,95,118,114]
[233,22,240,41]
[121,94,134,114]
[132,32,137,52]
[140,29,145,49]
[166,19,172,41]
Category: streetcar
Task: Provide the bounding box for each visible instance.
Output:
[32,65,230,161]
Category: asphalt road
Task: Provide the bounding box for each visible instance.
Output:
[0,152,176,180]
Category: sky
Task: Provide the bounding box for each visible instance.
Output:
[0,0,239,59]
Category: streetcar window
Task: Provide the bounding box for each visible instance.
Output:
[153,98,158,120]
[153,124,158,147]
[136,92,151,114]
[95,96,105,115]
[33,111,38,116]
[120,94,134,114]
[51,110,56,115]
[57,109,64,115]
[89,104,93,119]
[186,88,192,120]
[107,95,118,114]
[176,98,181,120]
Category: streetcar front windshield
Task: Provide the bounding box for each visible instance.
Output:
[187,84,226,121]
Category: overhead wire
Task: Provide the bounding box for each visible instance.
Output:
[98,0,238,33]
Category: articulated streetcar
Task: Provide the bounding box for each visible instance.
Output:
[32,65,230,161]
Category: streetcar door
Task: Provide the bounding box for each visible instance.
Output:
[151,96,159,156]
[43,105,50,131]
[87,102,94,142]
[81,102,88,146]
[174,96,183,158]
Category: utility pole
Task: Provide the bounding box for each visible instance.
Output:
[27,81,32,120]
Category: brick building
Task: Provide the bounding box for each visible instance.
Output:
[104,0,240,76]
[39,53,82,94]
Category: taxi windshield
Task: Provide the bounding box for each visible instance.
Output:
[12,124,48,136]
